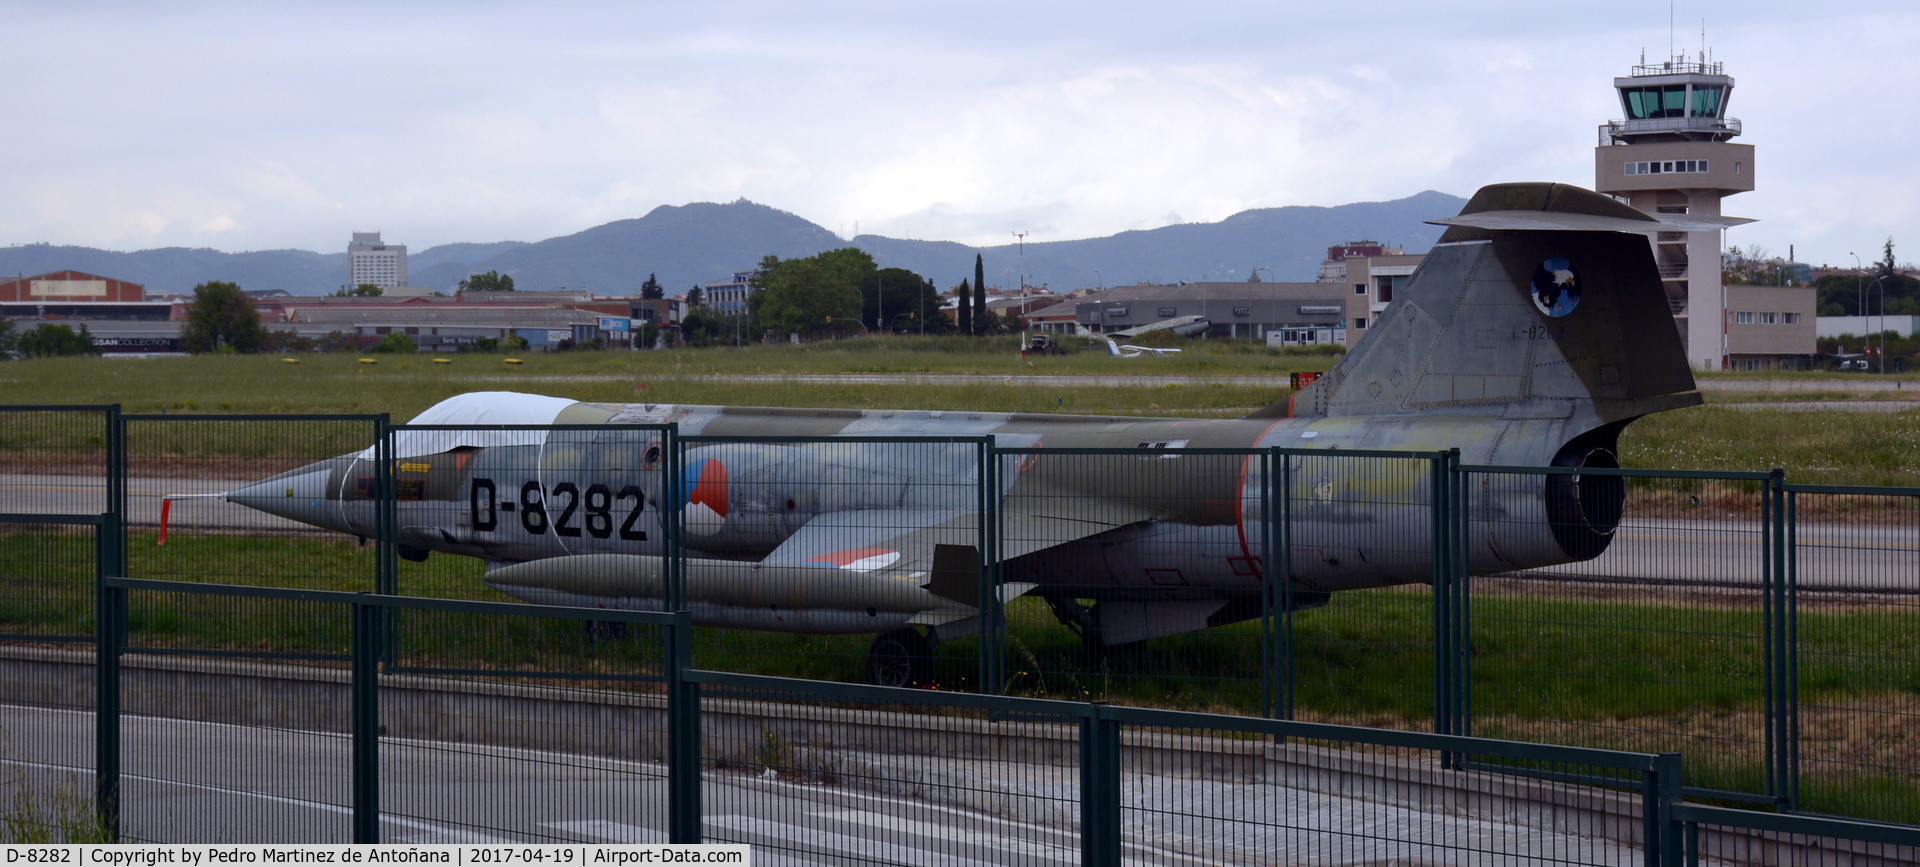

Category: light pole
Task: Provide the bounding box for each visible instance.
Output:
[1255,267,1274,342]
[1013,231,1028,344]
[1851,252,1865,318]
[1094,268,1101,290]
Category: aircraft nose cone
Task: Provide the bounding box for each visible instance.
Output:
[225,458,351,532]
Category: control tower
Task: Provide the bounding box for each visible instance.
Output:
[1595,54,1753,370]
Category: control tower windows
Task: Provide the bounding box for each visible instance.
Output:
[1690,86,1724,118]
[1622,85,1687,119]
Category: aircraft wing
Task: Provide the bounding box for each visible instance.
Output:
[762,497,1158,607]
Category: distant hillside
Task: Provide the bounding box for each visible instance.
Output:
[862,190,1465,290]
[0,192,1465,297]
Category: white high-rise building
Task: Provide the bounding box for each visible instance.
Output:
[347,231,408,289]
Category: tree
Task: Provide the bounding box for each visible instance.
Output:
[335,284,382,297]
[179,281,264,353]
[459,271,514,293]
[955,279,973,335]
[686,285,705,308]
[371,332,416,353]
[640,273,664,300]
[861,266,942,333]
[913,278,958,335]
[258,330,317,353]
[973,254,987,335]
[751,250,867,335]
[680,307,732,347]
[15,323,97,357]
[1880,237,1900,285]
[0,314,13,358]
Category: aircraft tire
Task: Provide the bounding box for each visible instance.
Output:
[867,628,932,688]
[585,619,628,641]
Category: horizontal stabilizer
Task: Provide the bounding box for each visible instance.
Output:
[1429,210,1753,233]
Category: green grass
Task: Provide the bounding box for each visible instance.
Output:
[1619,405,1920,487]
[5,343,1920,484]
[0,337,1333,418]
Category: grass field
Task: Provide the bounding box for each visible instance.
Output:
[3,341,1919,484]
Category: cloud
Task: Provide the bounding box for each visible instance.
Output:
[0,1,1916,269]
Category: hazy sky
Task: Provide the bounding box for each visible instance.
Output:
[4,1,1914,269]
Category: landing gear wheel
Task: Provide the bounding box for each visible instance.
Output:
[867,628,932,688]
[585,619,628,641]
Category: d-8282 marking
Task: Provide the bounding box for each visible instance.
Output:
[468,478,647,541]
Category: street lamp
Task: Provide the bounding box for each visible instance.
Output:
[1255,268,1275,342]
[1850,252,1862,317]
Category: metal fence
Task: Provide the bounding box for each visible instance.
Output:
[1459,465,1786,808]
[1674,802,1920,866]
[1785,484,1920,826]
[89,576,1698,864]
[6,406,1920,839]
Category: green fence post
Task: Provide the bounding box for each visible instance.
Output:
[1450,448,1469,739]
[980,440,1002,695]
[667,610,700,844]
[374,415,396,597]
[351,598,381,844]
[93,572,122,842]
[1650,751,1684,867]
[1767,468,1793,810]
[1259,450,1275,720]
[1784,485,1801,812]
[1079,704,1120,866]
[96,404,125,840]
[1279,448,1294,722]
[1430,451,1451,738]
[664,426,683,612]
[105,404,125,591]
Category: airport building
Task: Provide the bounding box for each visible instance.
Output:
[702,271,758,314]
[0,270,147,305]
[1593,53,1811,370]
[1031,283,1350,346]
[347,231,408,289]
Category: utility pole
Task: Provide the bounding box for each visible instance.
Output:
[1013,231,1029,344]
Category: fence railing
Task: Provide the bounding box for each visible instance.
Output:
[81,575,1694,863]
[5,405,1920,836]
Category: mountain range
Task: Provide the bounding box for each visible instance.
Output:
[0,191,1466,297]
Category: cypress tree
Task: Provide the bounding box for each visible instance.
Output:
[972,254,987,335]
[957,279,972,335]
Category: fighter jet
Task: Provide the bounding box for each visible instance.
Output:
[222,183,1742,686]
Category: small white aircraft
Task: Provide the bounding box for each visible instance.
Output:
[1108,315,1210,340]
[1105,338,1181,358]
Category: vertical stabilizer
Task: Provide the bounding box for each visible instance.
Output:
[1271,182,1701,428]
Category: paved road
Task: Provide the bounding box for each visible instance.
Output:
[0,472,307,532]
[2,703,1649,864]
[1499,517,1920,593]
[1717,401,1917,412]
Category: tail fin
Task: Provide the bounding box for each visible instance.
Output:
[1263,182,1706,427]
[1106,338,1123,357]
